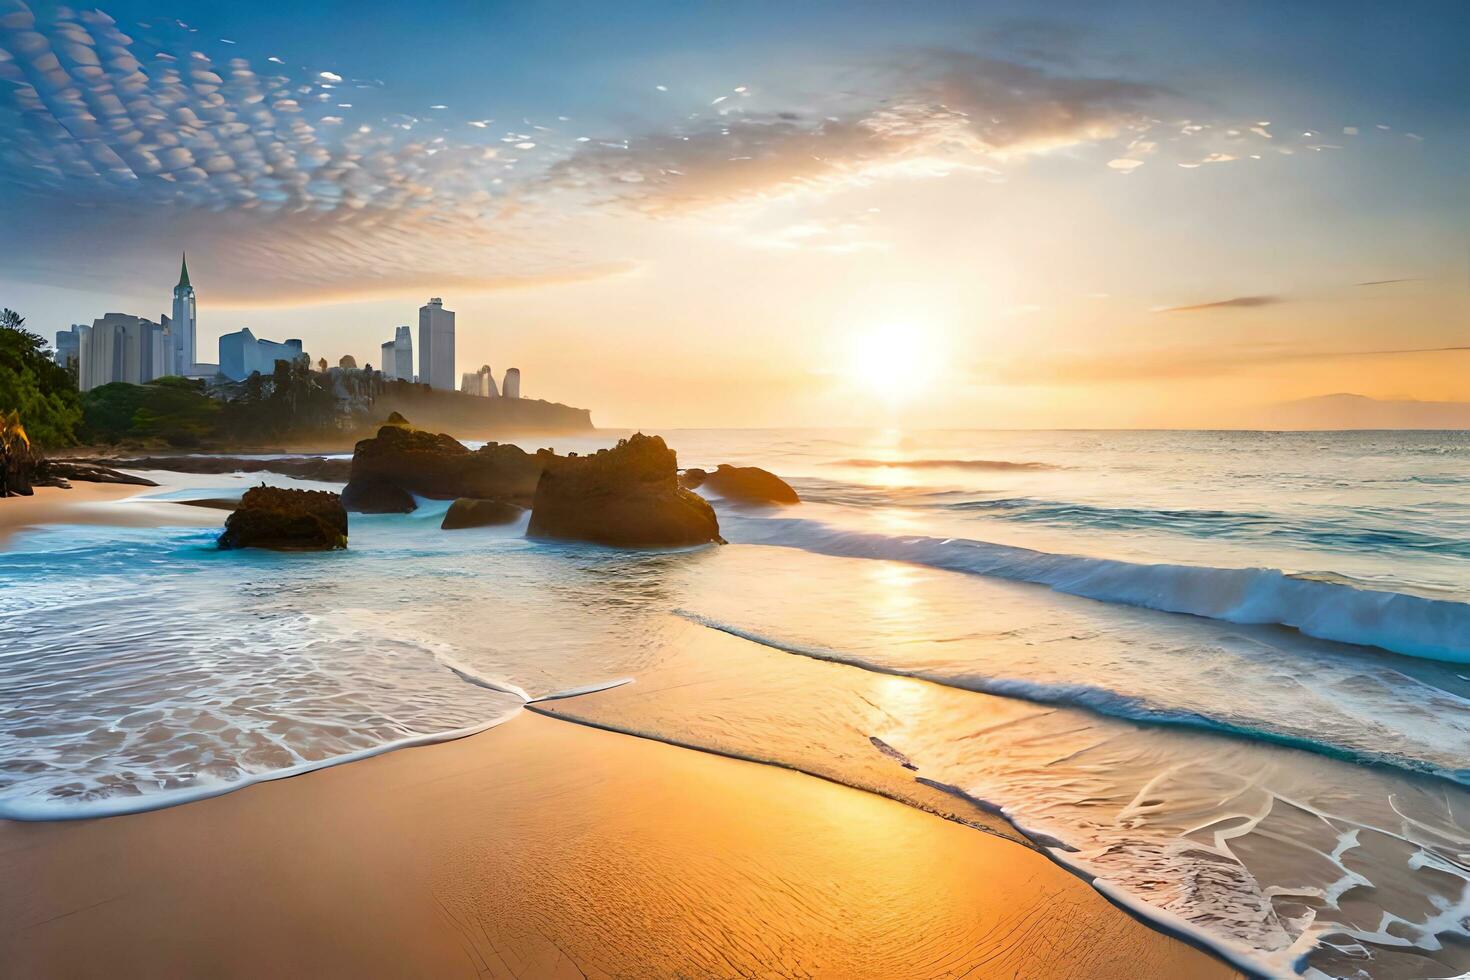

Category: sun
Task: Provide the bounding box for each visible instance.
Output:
[843,323,943,403]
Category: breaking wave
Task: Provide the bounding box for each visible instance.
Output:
[830,457,1060,470]
[725,516,1470,664]
[673,610,1470,786]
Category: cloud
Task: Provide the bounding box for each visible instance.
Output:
[1356,278,1423,286]
[996,343,1470,384]
[545,52,1169,213]
[1156,295,1283,313]
[0,0,595,299]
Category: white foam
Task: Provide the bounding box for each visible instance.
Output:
[726,516,1470,663]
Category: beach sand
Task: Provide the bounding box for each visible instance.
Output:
[0,482,223,545]
[0,712,1236,979]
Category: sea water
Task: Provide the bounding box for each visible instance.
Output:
[1,429,1467,978]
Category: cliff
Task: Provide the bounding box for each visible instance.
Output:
[369,388,593,437]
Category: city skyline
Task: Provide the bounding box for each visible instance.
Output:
[52,254,527,397]
[2,0,1467,427]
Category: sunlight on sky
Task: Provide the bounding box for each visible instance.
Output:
[0,0,1466,427]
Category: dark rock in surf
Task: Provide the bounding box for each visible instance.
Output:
[218,484,348,551]
[349,419,548,502]
[698,464,799,505]
[342,478,417,514]
[527,433,723,548]
[679,467,708,490]
[441,498,524,529]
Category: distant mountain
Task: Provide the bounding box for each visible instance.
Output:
[1248,393,1470,430]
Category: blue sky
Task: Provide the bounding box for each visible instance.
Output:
[2,0,1466,425]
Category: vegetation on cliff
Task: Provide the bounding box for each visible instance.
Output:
[0,309,82,448]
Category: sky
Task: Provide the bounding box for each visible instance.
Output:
[1,0,1467,428]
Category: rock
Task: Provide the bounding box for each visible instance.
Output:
[218,485,348,551]
[384,411,411,426]
[699,464,800,505]
[441,498,524,529]
[342,479,417,514]
[68,455,349,482]
[36,460,158,487]
[527,433,723,548]
[679,467,708,490]
[349,421,547,501]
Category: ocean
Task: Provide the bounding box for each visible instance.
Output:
[2,428,1467,978]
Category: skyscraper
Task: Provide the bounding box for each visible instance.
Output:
[502,367,521,399]
[171,253,197,375]
[68,314,170,390]
[418,298,455,390]
[380,325,413,381]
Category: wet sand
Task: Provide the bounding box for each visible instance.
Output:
[0,712,1237,979]
[0,482,223,545]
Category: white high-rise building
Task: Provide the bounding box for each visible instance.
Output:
[171,254,196,374]
[380,325,413,381]
[418,298,455,390]
[70,314,170,391]
[502,367,520,399]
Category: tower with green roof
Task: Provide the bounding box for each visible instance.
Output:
[171,253,196,374]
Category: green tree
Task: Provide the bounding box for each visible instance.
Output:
[0,308,83,448]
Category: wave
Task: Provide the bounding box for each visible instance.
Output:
[830,457,1059,470]
[938,496,1470,559]
[724,516,1470,664]
[673,611,1470,786]
[0,706,524,822]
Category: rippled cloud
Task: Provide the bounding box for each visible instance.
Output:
[0,1,1373,301]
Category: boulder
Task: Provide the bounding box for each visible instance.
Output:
[441,498,524,529]
[349,421,547,501]
[218,485,348,551]
[679,467,708,490]
[699,464,800,505]
[342,479,417,514]
[527,433,723,548]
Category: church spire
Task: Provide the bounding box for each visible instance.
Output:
[177,252,191,290]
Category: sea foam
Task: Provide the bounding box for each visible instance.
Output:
[725,516,1470,664]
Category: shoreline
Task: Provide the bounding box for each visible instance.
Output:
[0,482,222,545]
[0,712,1238,978]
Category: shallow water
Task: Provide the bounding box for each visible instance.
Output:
[2,428,1468,978]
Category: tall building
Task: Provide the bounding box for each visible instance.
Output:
[54,326,81,369]
[459,364,498,397]
[502,367,521,399]
[218,328,308,381]
[380,325,413,381]
[67,314,170,391]
[418,298,455,390]
[171,253,196,374]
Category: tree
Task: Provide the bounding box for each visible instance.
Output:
[0,408,32,496]
[0,308,83,447]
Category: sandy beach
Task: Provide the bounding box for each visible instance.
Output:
[0,482,223,545]
[0,711,1236,979]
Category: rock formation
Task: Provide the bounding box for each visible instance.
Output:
[218,485,348,551]
[348,416,548,502]
[527,433,723,548]
[34,461,158,488]
[441,498,524,529]
[696,464,800,505]
[341,479,417,514]
[63,455,351,482]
